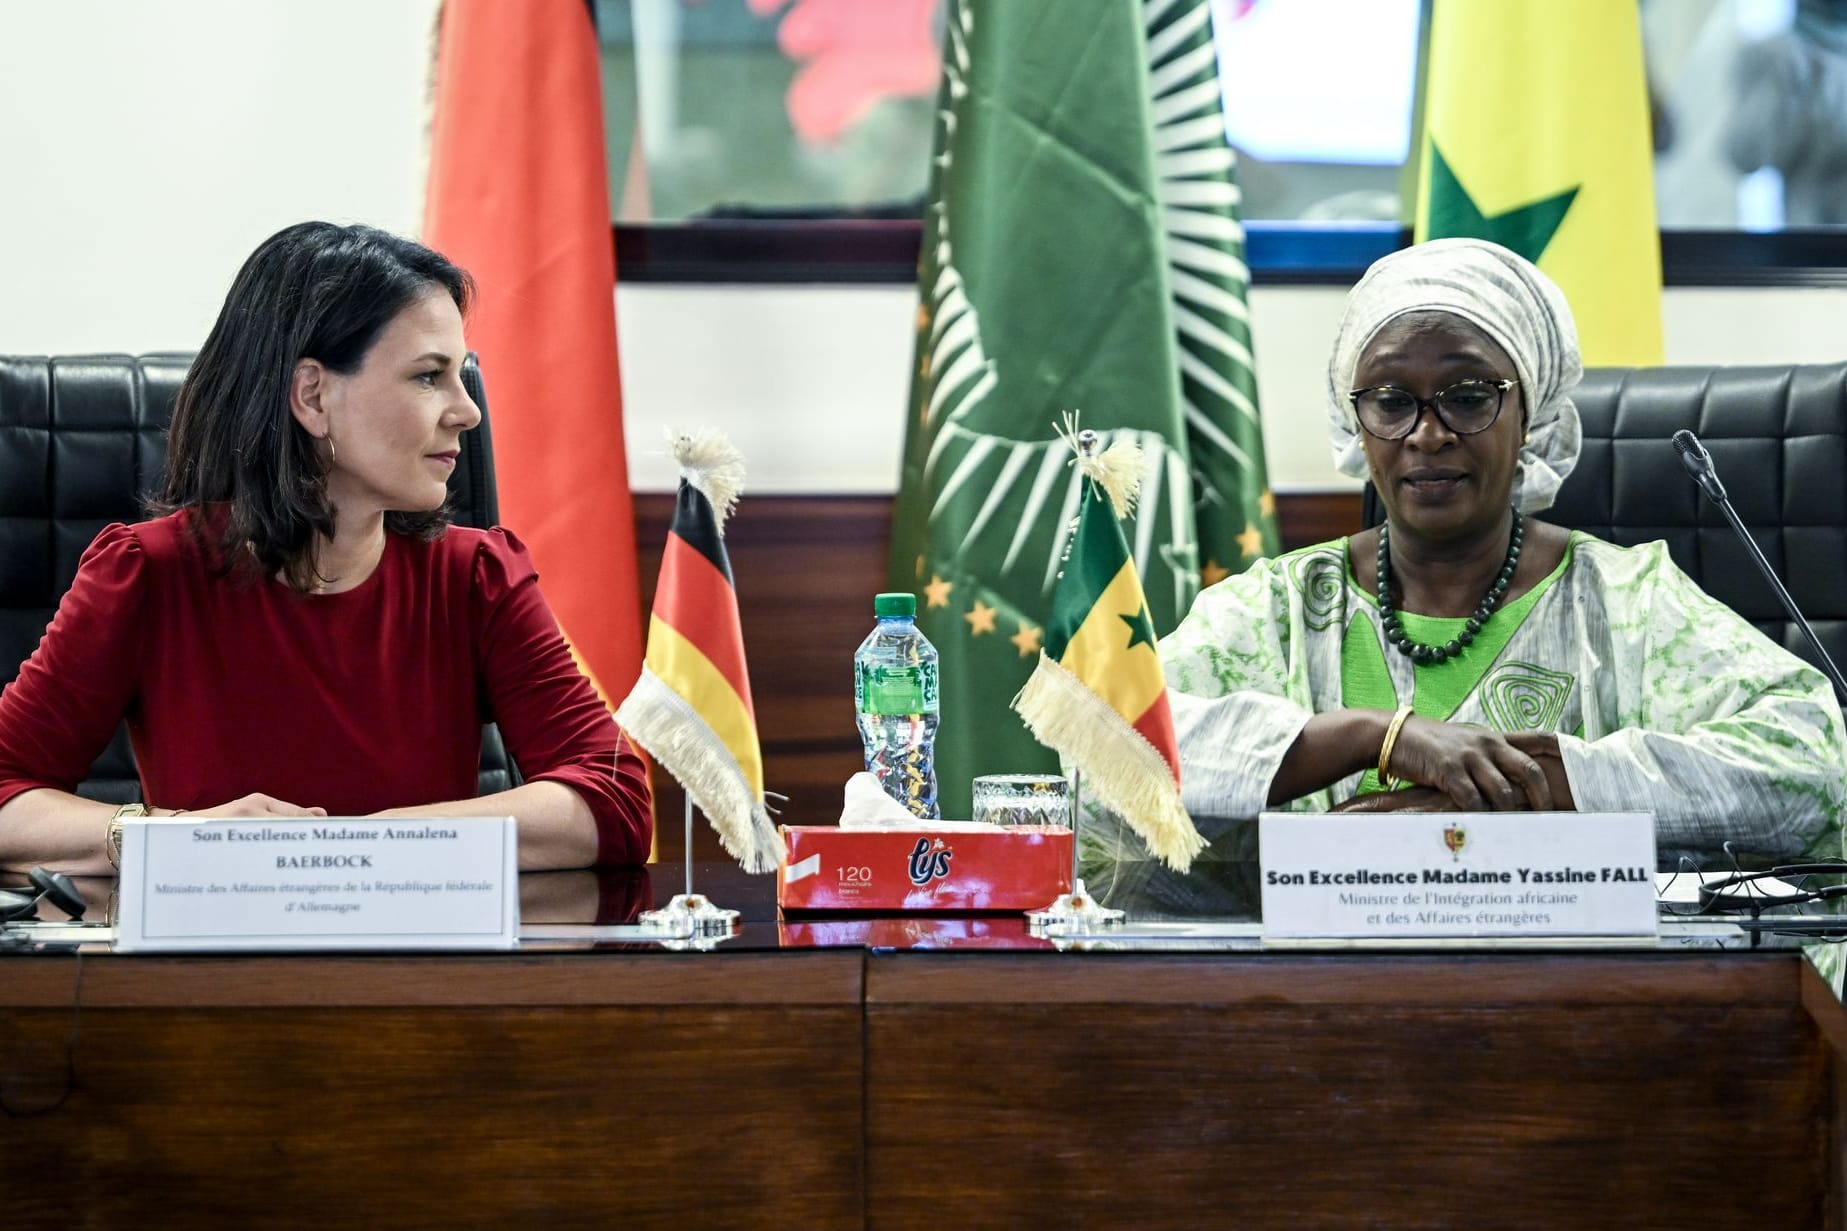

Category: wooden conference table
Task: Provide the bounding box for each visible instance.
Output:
[4,861,1846,1229]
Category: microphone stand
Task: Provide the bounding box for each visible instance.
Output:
[1672,429,1847,706]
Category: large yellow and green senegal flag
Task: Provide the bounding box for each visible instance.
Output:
[616,435,781,873]
[1014,440,1201,872]
[891,0,1276,820]
[1415,0,1662,365]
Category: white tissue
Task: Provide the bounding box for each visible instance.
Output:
[838,772,1004,831]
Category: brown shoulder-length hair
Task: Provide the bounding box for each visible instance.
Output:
[156,221,475,591]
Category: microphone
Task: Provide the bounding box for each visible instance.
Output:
[1672,429,1847,705]
[1670,429,1727,502]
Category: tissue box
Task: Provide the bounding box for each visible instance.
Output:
[777,825,1074,912]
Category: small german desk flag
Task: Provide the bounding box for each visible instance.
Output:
[616,433,781,873]
[1013,426,1203,872]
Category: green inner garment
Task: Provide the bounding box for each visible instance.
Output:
[1342,534,1578,793]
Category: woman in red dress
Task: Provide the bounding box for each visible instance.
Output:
[0,222,651,873]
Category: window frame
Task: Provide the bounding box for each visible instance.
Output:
[612,221,1847,287]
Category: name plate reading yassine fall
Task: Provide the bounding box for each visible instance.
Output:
[1259,812,1657,940]
[114,817,518,952]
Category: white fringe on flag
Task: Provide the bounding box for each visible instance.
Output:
[1014,654,1205,872]
[617,666,784,874]
[667,428,746,532]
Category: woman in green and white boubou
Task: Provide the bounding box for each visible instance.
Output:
[1150,239,1845,883]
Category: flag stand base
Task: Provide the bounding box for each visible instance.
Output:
[636,799,741,938]
[1026,877,1124,932]
[639,893,739,938]
[1025,771,1122,931]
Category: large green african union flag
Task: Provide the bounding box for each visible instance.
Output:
[889,0,1276,819]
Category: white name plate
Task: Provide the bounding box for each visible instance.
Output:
[114,816,518,952]
[1259,811,1657,940]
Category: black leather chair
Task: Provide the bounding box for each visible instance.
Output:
[0,352,517,803]
[1363,362,1847,674]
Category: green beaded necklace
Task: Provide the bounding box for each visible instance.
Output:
[1376,508,1523,666]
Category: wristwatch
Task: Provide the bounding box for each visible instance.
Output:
[106,801,148,869]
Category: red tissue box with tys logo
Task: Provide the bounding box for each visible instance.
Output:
[776,825,1074,911]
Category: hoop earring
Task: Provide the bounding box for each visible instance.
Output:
[325,434,338,467]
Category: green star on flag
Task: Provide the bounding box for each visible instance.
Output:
[1424,142,1577,265]
[1120,605,1157,652]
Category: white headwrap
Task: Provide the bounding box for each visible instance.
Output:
[1325,238,1584,513]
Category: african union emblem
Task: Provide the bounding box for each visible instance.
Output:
[1443,824,1467,862]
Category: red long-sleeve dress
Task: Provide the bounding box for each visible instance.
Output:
[0,511,652,865]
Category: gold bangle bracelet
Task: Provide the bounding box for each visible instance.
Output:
[1377,705,1414,789]
[106,801,149,870]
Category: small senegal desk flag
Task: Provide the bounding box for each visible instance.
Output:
[616,432,782,874]
[1013,425,1204,873]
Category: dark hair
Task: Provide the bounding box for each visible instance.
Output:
[158,221,475,590]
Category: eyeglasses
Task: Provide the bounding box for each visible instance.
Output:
[1347,378,1518,441]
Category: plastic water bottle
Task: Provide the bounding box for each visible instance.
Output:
[854,592,941,819]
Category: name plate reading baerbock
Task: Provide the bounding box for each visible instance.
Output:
[114,817,518,951]
[1258,812,1657,940]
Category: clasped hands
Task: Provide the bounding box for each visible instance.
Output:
[1336,719,1573,814]
[149,793,328,819]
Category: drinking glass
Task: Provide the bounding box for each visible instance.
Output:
[970,774,1071,828]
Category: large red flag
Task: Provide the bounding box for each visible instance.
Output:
[423,0,643,707]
